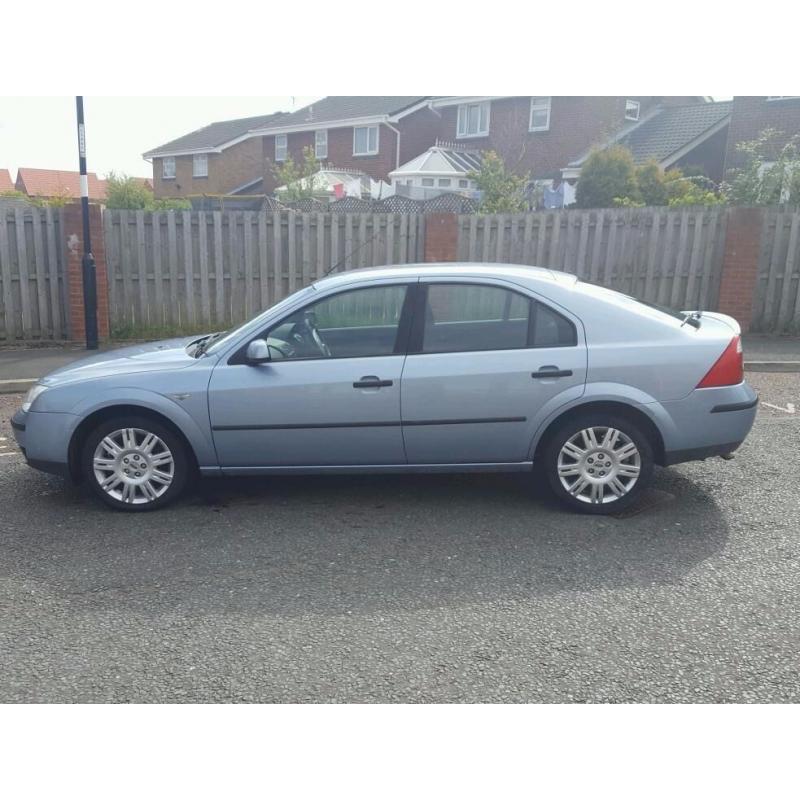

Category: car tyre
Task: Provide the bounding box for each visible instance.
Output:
[81,415,189,511]
[543,412,654,515]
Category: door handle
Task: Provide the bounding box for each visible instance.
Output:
[353,376,393,388]
[531,367,573,379]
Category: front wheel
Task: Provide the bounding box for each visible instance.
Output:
[543,414,654,514]
[81,416,189,511]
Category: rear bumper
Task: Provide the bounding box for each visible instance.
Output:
[658,382,758,466]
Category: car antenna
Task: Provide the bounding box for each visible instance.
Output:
[322,227,383,278]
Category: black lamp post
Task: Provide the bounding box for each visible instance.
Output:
[75,96,98,350]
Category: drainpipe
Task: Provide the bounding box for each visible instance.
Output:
[384,119,402,170]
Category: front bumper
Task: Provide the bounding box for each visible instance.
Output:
[10,408,74,477]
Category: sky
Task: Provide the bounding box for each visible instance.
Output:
[0,97,322,180]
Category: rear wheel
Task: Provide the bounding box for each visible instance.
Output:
[543,413,653,514]
[81,416,188,511]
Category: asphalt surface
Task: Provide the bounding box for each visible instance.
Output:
[0,373,798,703]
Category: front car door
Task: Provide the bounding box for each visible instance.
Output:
[208,281,414,471]
[401,279,586,465]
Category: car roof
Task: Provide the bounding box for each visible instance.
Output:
[312,263,577,291]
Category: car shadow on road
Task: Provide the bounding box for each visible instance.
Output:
[2,464,730,617]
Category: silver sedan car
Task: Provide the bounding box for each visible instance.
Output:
[11,264,757,514]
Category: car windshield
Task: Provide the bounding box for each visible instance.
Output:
[203,286,316,356]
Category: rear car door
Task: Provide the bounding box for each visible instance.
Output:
[208,282,413,469]
[401,279,586,464]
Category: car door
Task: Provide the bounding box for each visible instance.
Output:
[208,282,413,470]
[401,279,586,465]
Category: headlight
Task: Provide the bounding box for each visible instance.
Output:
[22,384,48,412]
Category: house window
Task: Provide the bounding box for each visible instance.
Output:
[275,134,288,162]
[421,178,434,187]
[458,179,469,188]
[193,154,208,178]
[529,97,551,131]
[625,99,640,121]
[162,157,176,179]
[457,102,490,138]
[353,125,379,156]
[315,129,328,160]
[438,178,451,187]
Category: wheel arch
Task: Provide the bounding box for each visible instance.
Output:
[67,404,200,482]
[532,400,666,467]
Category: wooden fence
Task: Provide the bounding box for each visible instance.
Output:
[0,202,67,340]
[752,208,800,332]
[104,210,426,331]
[457,207,729,312]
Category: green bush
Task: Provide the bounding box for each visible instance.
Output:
[468,150,529,213]
[725,128,800,205]
[105,172,190,211]
[575,146,638,208]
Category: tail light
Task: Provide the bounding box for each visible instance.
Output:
[696,335,743,388]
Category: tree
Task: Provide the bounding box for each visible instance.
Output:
[575,146,638,208]
[105,171,190,210]
[725,128,800,205]
[468,150,529,213]
[634,161,669,206]
[105,171,152,209]
[272,147,321,202]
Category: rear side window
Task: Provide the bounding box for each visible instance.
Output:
[418,283,576,353]
[531,301,577,347]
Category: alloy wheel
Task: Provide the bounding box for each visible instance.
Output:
[557,426,641,505]
[92,427,175,505]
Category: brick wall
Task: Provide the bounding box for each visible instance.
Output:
[717,207,764,331]
[724,96,800,173]
[437,97,629,179]
[152,136,264,197]
[62,202,109,341]
[262,125,402,194]
[424,213,458,262]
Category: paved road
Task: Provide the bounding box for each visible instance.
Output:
[0,373,798,702]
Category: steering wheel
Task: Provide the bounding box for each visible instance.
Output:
[293,314,331,357]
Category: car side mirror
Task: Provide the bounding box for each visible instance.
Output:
[245,339,270,364]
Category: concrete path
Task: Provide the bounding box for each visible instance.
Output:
[0,334,799,393]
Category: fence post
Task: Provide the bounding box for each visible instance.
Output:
[716,207,764,332]
[424,212,458,262]
[63,202,110,342]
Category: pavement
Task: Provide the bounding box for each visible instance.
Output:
[0,333,798,393]
[0,371,798,703]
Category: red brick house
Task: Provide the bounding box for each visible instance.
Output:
[562,101,732,185]
[0,169,15,193]
[143,112,287,197]
[13,169,151,202]
[724,96,800,172]
[431,96,709,181]
[254,97,439,194]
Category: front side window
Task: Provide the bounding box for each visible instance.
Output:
[625,99,640,121]
[162,156,176,179]
[265,285,408,360]
[353,125,379,156]
[421,178,434,187]
[438,178,451,187]
[315,129,328,159]
[275,134,288,162]
[420,284,576,354]
[458,179,469,188]
[457,102,490,138]
[193,153,208,177]
[529,97,551,131]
